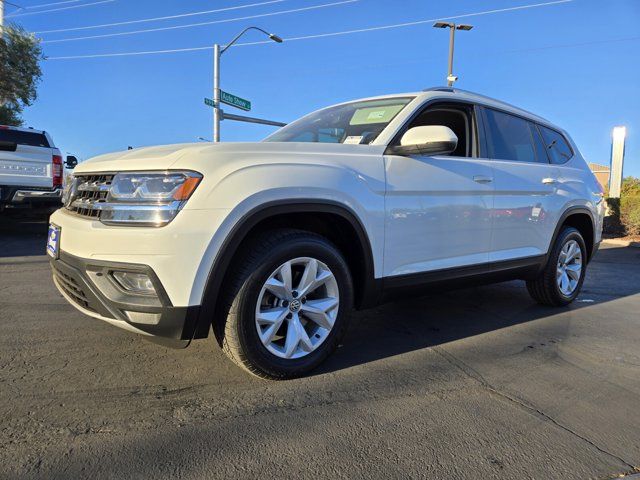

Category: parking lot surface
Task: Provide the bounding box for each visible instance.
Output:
[1,215,639,479]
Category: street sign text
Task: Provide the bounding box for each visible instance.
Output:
[220,90,251,111]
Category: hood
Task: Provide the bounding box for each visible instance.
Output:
[74,143,203,173]
[73,141,385,174]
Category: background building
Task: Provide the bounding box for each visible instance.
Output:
[589,163,611,192]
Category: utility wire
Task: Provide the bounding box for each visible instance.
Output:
[48,35,640,62]
[48,45,211,59]
[238,0,576,47]
[6,0,114,18]
[45,0,575,60]
[41,0,356,44]
[23,0,86,9]
[1,0,24,18]
[35,0,290,34]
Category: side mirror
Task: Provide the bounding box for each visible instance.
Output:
[65,155,78,169]
[385,125,458,156]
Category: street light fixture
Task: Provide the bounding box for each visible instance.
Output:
[212,27,283,142]
[433,22,474,87]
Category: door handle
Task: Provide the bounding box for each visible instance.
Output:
[473,175,493,184]
[542,178,558,185]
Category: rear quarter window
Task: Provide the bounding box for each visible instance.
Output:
[538,125,573,164]
[0,129,50,148]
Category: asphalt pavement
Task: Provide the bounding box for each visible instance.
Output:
[1,214,639,479]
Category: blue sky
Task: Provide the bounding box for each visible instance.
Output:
[7,0,640,176]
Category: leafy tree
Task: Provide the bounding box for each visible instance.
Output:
[620,176,640,236]
[621,176,640,197]
[0,24,43,126]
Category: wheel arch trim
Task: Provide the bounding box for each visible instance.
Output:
[191,199,378,339]
[548,205,597,262]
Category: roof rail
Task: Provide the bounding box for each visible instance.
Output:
[420,86,551,124]
[422,86,455,93]
[423,86,500,98]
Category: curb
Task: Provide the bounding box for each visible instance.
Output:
[602,238,640,248]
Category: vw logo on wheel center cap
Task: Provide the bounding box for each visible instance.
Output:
[289,299,301,312]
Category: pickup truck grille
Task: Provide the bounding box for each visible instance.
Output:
[65,174,113,219]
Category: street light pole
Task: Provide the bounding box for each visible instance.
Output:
[211,27,282,143]
[433,22,473,87]
[447,25,455,87]
[213,43,221,143]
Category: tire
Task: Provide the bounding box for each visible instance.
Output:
[526,226,587,306]
[216,229,353,380]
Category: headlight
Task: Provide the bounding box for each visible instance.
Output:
[99,171,202,226]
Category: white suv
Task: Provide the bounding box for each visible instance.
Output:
[48,88,604,379]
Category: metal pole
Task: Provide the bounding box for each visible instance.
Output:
[213,43,221,143]
[222,111,287,127]
[447,24,455,87]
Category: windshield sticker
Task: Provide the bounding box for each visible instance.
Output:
[343,136,364,145]
[349,104,405,125]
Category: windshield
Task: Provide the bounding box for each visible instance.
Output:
[264,97,414,145]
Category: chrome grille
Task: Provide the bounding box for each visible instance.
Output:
[65,174,114,219]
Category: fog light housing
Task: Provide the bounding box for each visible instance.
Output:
[111,271,156,295]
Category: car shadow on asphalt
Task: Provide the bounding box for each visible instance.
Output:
[313,245,640,376]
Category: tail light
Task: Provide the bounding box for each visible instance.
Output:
[52,154,63,187]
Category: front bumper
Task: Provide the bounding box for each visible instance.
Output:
[49,207,228,307]
[51,251,200,347]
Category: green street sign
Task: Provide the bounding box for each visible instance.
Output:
[220,90,251,111]
[204,92,251,111]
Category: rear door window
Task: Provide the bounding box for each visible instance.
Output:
[482,108,544,163]
[0,129,50,148]
[538,125,573,164]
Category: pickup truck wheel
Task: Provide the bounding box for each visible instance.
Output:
[218,229,353,379]
[526,226,587,306]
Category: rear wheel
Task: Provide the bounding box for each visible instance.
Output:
[527,226,587,306]
[217,229,353,379]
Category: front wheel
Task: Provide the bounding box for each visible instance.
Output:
[217,229,353,379]
[527,226,587,306]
